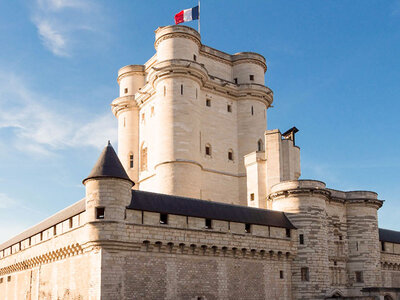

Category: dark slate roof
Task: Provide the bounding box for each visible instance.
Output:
[83,141,134,185]
[128,190,296,229]
[379,228,400,244]
[0,199,85,251]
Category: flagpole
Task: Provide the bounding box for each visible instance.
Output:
[198,0,201,35]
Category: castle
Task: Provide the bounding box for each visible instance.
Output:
[0,25,399,300]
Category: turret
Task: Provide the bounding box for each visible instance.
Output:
[83,142,134,241]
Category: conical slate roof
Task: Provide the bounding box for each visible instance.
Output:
[83,141,134,185]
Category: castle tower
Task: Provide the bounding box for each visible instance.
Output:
[269,180,331,299]
[83,142,134,242]
[111,25,273,205]
[345,191,382,296]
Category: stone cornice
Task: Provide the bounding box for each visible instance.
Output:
[268,188,331,200]
[111,95,138,117]
[155,33,201,50]
[0,243,83,276]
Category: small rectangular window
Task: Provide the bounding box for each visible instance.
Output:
[280,270,284,279]
[205,218,212,229]
[299,234,304,245]
[249,75,254,81]
[234,78,238,84]
[355,271,363,283]
[227,104,232,112]
[0,278,3,283]
[381,241,385,251]
[228,151,233,161]
[245,223,251,233]
[193,54,197,61]
[69,218,73,228]
[124,88,128,94]
[286,228,291,238]
[250,193,255,201]
[205,145,211,156]
[160,213,168,224]
[53,226,57,236]
[206,99,211,107]
[96,207,105,219]
[129,154,134,168]
[301,267,309,281]
[7,276,11,282]
[180,84,184,95]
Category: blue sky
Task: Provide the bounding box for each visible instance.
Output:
[0,0,399,243]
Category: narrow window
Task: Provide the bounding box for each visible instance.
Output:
[206,99,211,107]
[355,271,363,283]
[205,144,211,156]
[249,75,254,81]
[339,235,343,241]
[129,154,134,168]
[251,105,254,115]
[228,150,233,161]
[69,218,73,228]
[205,218,212,229]
[286,228,291,238]
[180,84,183,95]
[301,267,309,281]
[53,226,57,236]
[193,54,197,61]
[96,207,105,219]
[299,234,304,245]
[234,78,238,84]
[28,237,31,246]
[40,232,43,241]
[227,104,232,112]
[250,193,255,201]
[334,261,337,266]
[141,113,145,123]
[356,241,359,251]
[280,270,284,279]
[245,223,251,233]
[0,278,3,283]
[257,139,263,151]
[196,88,198,99]
[160,213,168,224]
[381,241,385,251]
[123,117,126,127]
[124,88,128,94]
[140,145,148,171]
[151,106,155,116]
[164,86,166,96]
[7,276,11,282]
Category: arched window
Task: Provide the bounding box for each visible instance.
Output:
[384,295,394,300]
[140,143,148,171]
[228,149,234,161]
[257,139,263,151]
[129,153,134,168]
[205,144,211,156]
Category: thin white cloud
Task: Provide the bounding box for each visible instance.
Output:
[31,0,103,57]
[36,20,68,57]
[0,71,117,156]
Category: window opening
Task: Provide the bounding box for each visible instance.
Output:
[355,271,363,283]
[245,223,251,233]
[164,86,166,96]
[381,241,385,251]
[257,139,263,151]
[249,75,254,81]
[234,78,238,84]
[205,218,212,229]
[205,144,211,156]
[129,154,134,168]
[227,104,232,112]
[160,213,168,224]
[251,105,254,115]
[250,193,255,201]
[96,207,105,219]
[299,234,304,245]
[193,54,197,61]
[286,228,291,238]
[280,270,284,279]
[228,150,233,161]
[124,88,128,94]
[180,84,184,95]
[140,145,148,171]
[301,267,309,281]
[206,99,211,107]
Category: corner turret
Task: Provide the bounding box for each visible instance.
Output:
[83,142,134,229]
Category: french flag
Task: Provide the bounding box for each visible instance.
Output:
[174,6,199,24]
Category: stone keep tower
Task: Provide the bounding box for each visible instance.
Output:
[112,25,273,206]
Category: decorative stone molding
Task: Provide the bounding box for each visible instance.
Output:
[155,33,201,50]
[0,243,83,276]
